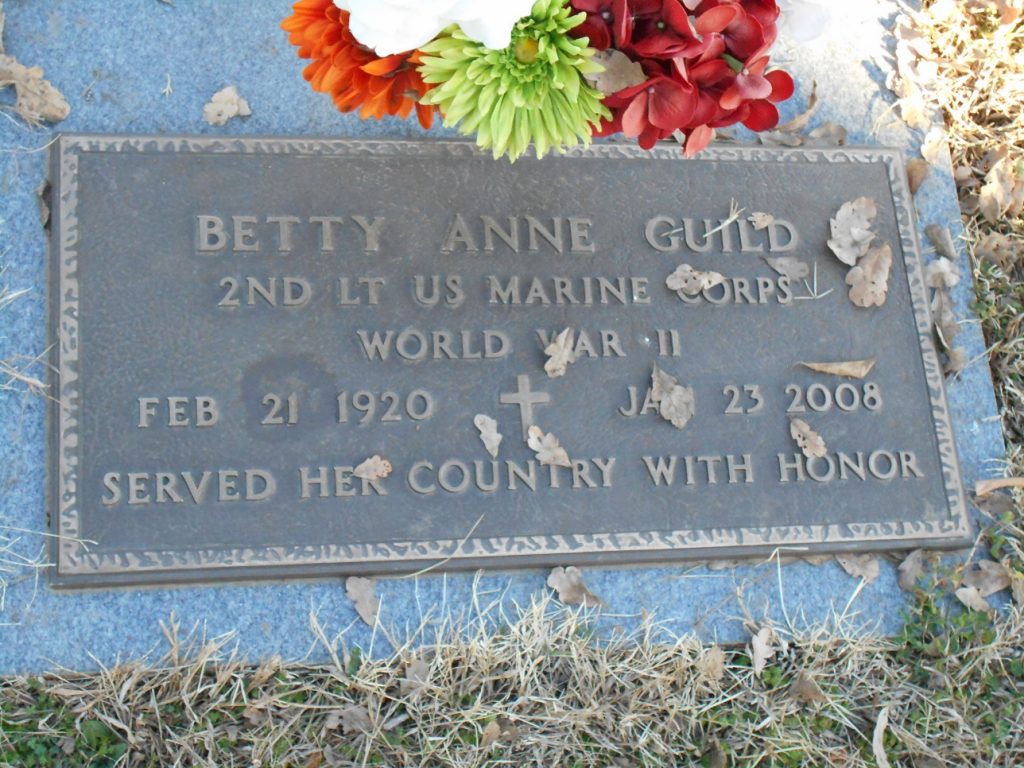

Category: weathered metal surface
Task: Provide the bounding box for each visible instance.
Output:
[48,136,968,587]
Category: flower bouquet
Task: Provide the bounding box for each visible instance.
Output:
[283,0,794,160]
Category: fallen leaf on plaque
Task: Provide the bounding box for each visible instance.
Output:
[543,327,577,378]
[930,286,959,347]
[748,212,775,230]
[547,566,603,607]
[827,197,877,266]
[790,418,827,459]
[924,257,960,290]
[527,425,571,468]
[584,48,647,95]
[836,554,880,584]
[344,576,379,627]
[906,158,930,194]
[325,705,373,735]
[749,625,779,678]
[203,85,251,126]
[697,645,726,685]
[921,126,947,165]
[666,263,725,297]
[955,585,993,614]
[944,347,966,375]
[846,243,892,308]
[897,549,926,591]
[354,455,392,480]
[962,560,1011,597]
[925,224,959,263]
[762,255,810,281]
[473,414,502,458]
[789,671,828,705]
[975,477,1024,496]
[807,121,847,146]
[802,554,832,566]
[798,358,876,379]
[651,364,696,430]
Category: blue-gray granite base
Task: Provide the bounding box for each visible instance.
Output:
[0,1,1005,672]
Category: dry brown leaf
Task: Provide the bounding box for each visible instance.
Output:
[325,705,373,735]
[1010,570,1024,607]
[547,566,603,607]
[790,671,828,705]
[400,656,430,696]
[906,158,930,194]
[748,212,775,230]
[474,414,502,458]
[979,151,1022,224]
[827,197,877,266]
[666,263,725,297]
[931,286,959,348]
[974,231,1017,269]
[962,560,1011,597]
[955,585,993,614]
[203,85,251,126]
[527,425,571,468]
[749,625,778,678]
[698,645,726,685]
[846,243,892,308]
[897,549,926,591]
[807,122,847,146]
[543,327,577,378]
[925,224,958,262]
[975,477,1024,496]
[924,257,960,290]
[651,364,696,430]
[836,554,880,584]
[480,717,520,747]
[0,54,70,125]
[354,455,392,480]
[872,707,893,768]
[762,255,809,281]
[944,347,967,376]
[802,554,833,566]
[790,418,827,459]
[480,721,502,748]
[775,81,818,133]
[584,49,647,95]
[798,359,876,379]
[704,738,727,768]
[345,576,379,627]
[921,127,947,165]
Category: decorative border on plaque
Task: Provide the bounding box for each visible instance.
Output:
[51,135,970,579]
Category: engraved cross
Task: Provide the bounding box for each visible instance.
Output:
[500,374,551,439]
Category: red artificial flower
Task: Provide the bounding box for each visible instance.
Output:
[627,0,706,58]
[282,0,435,128]
[693,0,772,60]
[569,0,793,157]
[605,76,698,149]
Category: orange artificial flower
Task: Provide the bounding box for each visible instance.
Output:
[282,0,435,128]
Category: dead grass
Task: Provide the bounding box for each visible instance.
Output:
[0,595,1020,768]
[2,2,1024,766]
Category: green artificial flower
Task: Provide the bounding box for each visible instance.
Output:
[417,0,610,161]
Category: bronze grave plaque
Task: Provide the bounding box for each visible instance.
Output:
[49,135,969,587]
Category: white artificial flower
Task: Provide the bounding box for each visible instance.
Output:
[334,0,536,56]
[778,0,831,45]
